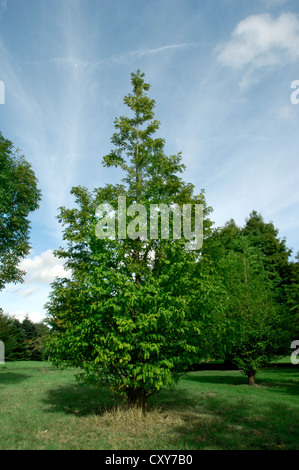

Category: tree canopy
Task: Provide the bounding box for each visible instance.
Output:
[46,70,222,409]
[0,133,41,290]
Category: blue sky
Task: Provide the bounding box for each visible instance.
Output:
[0,0,299,323]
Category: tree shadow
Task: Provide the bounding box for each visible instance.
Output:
[43,383,116,416]
[184,371,246,386]
[41,372,299,450]
[150,379,299,450]
[0,371,30,385]
[183,368,299,396]
[168,394,299,450]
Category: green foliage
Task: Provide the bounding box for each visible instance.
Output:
[205,225,291,383]
[0,310,49,361]
[282,251,299,336]
[0,132,41,290]
[45,71,297,396]
[46,70,219,408]
[241,211,291,280]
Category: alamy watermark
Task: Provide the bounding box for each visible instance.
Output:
[0,80,4,104]
[290,340,299,365]
[290,80,299,105]
[95,197,203,250]
[0,341,4,365]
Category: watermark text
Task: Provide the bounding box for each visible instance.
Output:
[291,340,299,365]
[0,341,4,364]
[290,80,299,105]
[0,80,4,104]
[95,197,203,250]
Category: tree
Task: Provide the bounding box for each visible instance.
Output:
[0,311,29,361]
[46,70,218,410]
[241,211,295,353]
[0,310,49,361]
[284,252,299,340]
[0,132,41,290]
[32,322,51,360]
[216,236,284,385]
[22,315,40,360]
[241,211,291,300]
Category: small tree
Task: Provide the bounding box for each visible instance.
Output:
[46,70,218,410]
[219,236,283,385]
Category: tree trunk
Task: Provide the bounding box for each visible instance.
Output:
[126,388,147,413]
[248,374,255,386]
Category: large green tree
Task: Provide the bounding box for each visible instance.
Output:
[46,70,220,410]
[0,133,41,290]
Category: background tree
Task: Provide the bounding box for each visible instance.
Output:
[204,218,292,384]
[46,70,219,410]
[241,211,291,277]
[0,132,41,290]
[0,311,29,360]
[284,252,299,340]
[205,212,295,370]
[241,211,295,353]
[0,310,49,361]
[22,315,42,360]
[219,237,283,384]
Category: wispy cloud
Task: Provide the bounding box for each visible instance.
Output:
[19,287,40,298]
[48,42,198,72]
[262,0,289,6]
[0,16,93,236]
[0,0,7,13]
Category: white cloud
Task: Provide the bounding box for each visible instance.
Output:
[216,13,299,81]
[19,286,40,298]
[9,309,44,323]
[19,249,70,284]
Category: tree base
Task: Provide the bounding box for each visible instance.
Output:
[248,375,255,386]
[126,389,147,413]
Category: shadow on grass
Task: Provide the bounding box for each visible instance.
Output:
[41,371,299,450]
[150,380,299,450]
[170,394,298,450]
[184,368,299,397]
[43,383,116,416]
[184,371,245,386]
[43,367,299,419]
[0,371,30,385]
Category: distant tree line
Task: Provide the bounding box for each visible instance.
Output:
[0,310,49,361]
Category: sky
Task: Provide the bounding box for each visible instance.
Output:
[0,0,298,324]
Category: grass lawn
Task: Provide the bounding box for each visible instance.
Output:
[0,360,298,450]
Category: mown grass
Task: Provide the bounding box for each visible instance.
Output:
[0,360,298,450]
